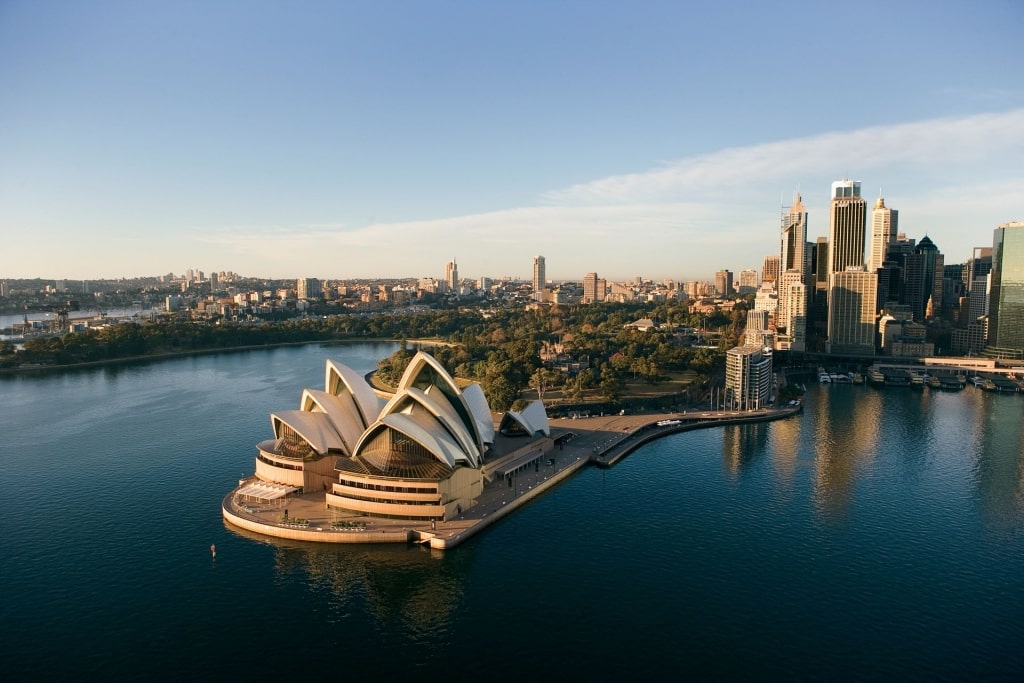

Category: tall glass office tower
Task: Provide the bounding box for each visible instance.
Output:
[988,222,1024,353]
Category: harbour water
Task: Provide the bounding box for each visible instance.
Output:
[2,344,1023,680]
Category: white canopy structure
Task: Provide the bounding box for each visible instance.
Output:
[237,481,298,501]
[499,400,551,437]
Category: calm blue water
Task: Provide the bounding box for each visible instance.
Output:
[2,345,1023,681]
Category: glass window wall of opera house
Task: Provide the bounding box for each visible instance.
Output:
[251,351,549,521]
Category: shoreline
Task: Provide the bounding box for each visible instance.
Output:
[0,336,428,376]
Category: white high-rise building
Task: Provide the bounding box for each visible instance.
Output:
[782,280,807,352]
[775,268,807,351]
[867,195,898,273]
[533,256,546,299]
[725,345,773,411]
[445,259,458,292]
[781,193,808,284]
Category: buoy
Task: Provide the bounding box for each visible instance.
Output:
[210,543,216,559]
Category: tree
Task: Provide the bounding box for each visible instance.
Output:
[600,373,624,401]
[483,375,519,412]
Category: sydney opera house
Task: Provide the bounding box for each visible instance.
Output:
[241,351,551,527]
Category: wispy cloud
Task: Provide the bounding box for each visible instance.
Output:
[541,109,1024,205]
[187,110,1024,280]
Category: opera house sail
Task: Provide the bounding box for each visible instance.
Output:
[250,351,527,523]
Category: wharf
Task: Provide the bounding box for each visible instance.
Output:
[222,405,802,550]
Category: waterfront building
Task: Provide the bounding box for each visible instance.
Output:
[987,221,1024,354]
[867,195,898,273]
[951,320,990,357]
[827,180,867,275]
[880,319,933,357]
[533,256,545,300]
[827,266,878,355]
[715,269,734,298]
[249,351,550,523]
[762,255,780,285]
[781,193,808,284]
[725,345,773,411]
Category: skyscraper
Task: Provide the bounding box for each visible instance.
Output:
[813,237,829,292]
[533,256,546,298]
[777,269,805,334]
[987,221,1024,354]
[583,272,601,303]
[762,255,780,285]
[783,280,807,352]
[781,193,808,283]
[445,259,458,292]
[867,195,898,273]
[827,267,878,355]
[738,269,759,295]
[715,269,733,298]
[296,277,321,300]
[828,180,867,274]
[902,236,943,321]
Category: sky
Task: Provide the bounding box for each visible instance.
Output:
[1,0,1022,283]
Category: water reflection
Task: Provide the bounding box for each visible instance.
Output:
[227,524,472,636]
[721,422,769,475]
[811,386,879,519]
[769,412,803,485]
[972,396,1024,531]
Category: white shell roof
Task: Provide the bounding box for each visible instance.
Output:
[300,389,365,456]
[501,400,551,437]
[461,382,495,445]
[355,412,467,470]
[261,353,498,473]
[325,359,384,425]
[271,410,345,455]
[399,351,486,455]
[381,386,481,467]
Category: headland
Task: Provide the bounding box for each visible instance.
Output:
[222,404,802,550]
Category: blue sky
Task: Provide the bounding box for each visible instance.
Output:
[1,0,1021,282]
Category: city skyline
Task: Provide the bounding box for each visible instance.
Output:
[2,1,1022,281]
